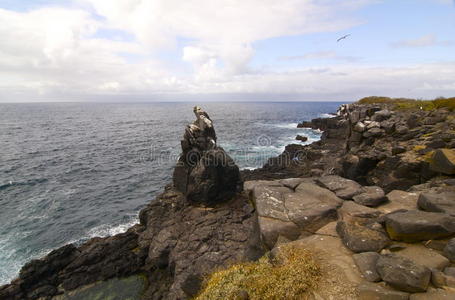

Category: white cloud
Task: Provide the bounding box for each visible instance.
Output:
[391,34,453,48]
[0,1,454,102]
[279,51,361,62]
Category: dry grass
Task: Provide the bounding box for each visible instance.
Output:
[357,96,455,111]
[194,244,321,300]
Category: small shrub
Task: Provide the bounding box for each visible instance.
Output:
[195,244,321,300]
[357,96,454,111]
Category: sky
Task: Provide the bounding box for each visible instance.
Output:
[0,0,454,102]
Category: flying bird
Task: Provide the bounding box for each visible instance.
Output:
[337,34,351,42]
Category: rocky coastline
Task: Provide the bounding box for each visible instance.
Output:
[1,101,455,299]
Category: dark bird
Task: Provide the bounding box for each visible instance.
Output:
[337,34,351,42]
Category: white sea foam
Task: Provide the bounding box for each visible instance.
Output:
[86,217,139,239]
[319,113,336,118]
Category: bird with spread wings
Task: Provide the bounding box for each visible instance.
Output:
[337,34,351,42]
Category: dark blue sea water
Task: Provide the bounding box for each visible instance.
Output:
[0,102,341,284]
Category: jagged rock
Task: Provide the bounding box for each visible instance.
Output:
[296,135,308,142]
[418,189,455,216]
[364,127,384,138]
[384,210,455,242]
[430,149,455,175]
[372,109,392,122]
[354,121,367,132]
[336,220,390,253]
[376,254,431,293]
[338,201,381,223]
[316,175,363,200]
[357,282,410,300]
[173,106,242,205]
[392,146,407,155]
[353,186,387,207]
[352,252,381,282]
[396,125,409,135]
[378,190,419,214]
[257,216,300,249]
[443,238,455,262]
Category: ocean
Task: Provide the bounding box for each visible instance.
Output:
[0,101,342,285]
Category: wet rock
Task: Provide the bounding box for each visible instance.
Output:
[357,282,410,300]
[316,175,363,200]
[443,238,455,262]
[376,254,431,293]
[418,189,455,216]
[336,220,390,253]
[296,135,308,142]
[353,186,387,207]
[352,252,381,282]
[173,106,242,206]
[429,149,455,175]
[384,210,455,242]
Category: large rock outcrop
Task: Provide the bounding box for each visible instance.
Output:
[173,106,242,206]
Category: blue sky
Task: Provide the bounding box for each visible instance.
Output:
[0,0,454,102]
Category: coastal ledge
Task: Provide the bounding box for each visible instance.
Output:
[1,98,455,299]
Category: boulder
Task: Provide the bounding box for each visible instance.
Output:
[257,217,300,249]
[336,220,390,253]
[418,189,455,216]
[376,254,431,293]
[287,182,343,232]
[384,210,455,242]
[392,244,450,271]
[372,109,392,122]
[443,238,455,262]
[251,181,343,248]
[431,269,455,288]
[353,186,387,207]
[364,127,384,138]
[316,175,363,200]
[430,149,455,175]
[378,190,419,214]
[338,201,381,223]
[354,122,367,133]
[352,252,381,282]
[173,106,242,205]
[357,282,410,300]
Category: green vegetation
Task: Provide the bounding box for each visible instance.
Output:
[357,96,455,111]
[195,244,321,300]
